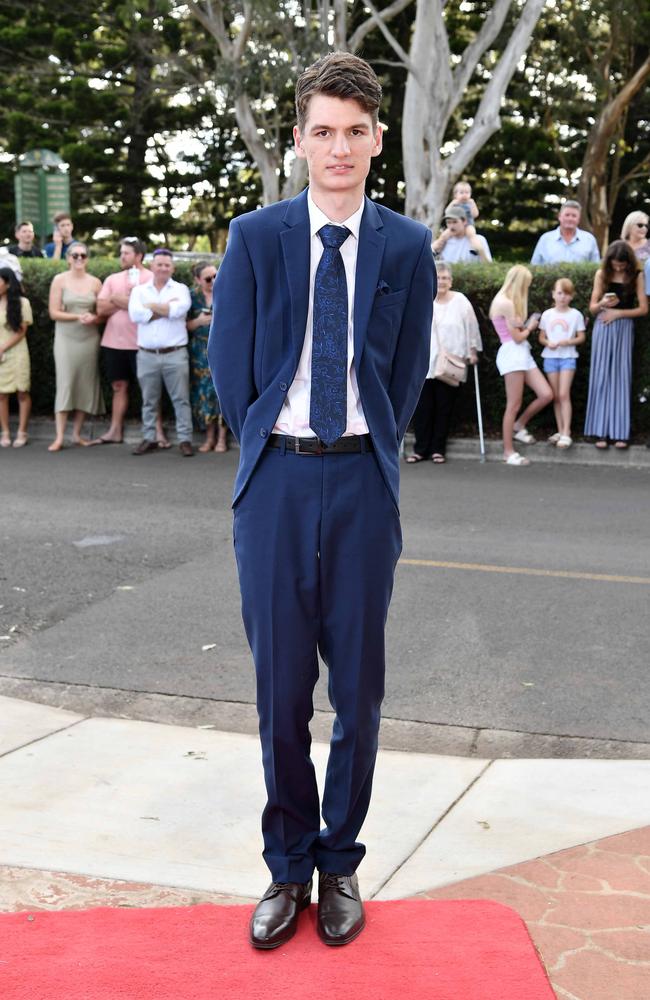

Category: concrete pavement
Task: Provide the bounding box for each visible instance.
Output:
[1,693,650,999]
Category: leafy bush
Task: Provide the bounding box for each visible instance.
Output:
[16,258,650,438]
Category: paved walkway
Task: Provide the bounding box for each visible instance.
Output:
[1,694,649,998]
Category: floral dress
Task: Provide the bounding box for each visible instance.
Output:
[188,289,220,430]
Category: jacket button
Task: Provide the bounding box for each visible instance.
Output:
[279,381,288,391]
[259,428,268,438]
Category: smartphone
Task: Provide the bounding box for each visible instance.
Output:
[526,312,541,325]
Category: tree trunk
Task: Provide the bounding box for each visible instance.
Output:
[402,0,545,232]
[576,55,650,251]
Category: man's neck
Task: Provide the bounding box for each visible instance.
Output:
[18,241,32,251]
[559,226,576,242]
[153,278,168,291]
[309,186,364,224]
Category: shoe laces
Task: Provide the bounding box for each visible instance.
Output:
[320,873,350,893]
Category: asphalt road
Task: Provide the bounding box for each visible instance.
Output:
[1,442,649,753]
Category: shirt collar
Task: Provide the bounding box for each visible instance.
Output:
[307,189,364,241]
[554,226,581,243]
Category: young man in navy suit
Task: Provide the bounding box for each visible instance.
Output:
[210,52,435,949]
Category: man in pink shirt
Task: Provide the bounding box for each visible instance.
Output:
[94,238,166,446]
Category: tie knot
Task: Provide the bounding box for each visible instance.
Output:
[319,224,350,251]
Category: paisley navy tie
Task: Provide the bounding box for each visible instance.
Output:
[309,224,350,445]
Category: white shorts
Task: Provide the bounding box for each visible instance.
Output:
[496,340,538,376]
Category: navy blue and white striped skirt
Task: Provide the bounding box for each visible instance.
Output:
[584,316,634,441]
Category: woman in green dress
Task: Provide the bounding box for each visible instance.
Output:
[186,261,228,453]
[48,241,105,451]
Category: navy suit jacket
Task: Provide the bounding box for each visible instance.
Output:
[209,189,435,508]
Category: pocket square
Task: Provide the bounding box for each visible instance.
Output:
[376,280,392,295]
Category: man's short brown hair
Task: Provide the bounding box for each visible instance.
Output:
[53,211,72,224]
[295,52,382,132]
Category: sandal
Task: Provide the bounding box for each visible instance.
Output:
[594,440,609,450]
[405,453,426,464]
[513,428,536,445]
[547,432,560,445]
[12,431,28,448]
[504,451,530,466]
[614,441,629,450]
[0,431,11,448]
[432,453,446,464]
[556,435,572,449]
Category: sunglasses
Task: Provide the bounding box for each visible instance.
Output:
[121,236,139,244]
[203,274,216,283]
[70,252,87,260]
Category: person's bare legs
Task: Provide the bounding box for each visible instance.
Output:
[515,368,554,432]
[16,391,31,438]
[49,411,68,451]
[100,380,128,442]
[0,393,9,438]
[546,371,562,435]
[214,417,228,453]
[556,369,575,438]
[71,409,90,446]
[198,421,217,452]
[502,372,525,458]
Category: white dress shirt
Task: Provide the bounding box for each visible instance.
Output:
[273,191,369,437]
[128,278,191,349]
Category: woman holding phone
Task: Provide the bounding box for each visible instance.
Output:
[489,265,553,465]
[584,240,648,448]
[186,261,228,452]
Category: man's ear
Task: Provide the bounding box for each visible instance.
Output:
[293,125,306,159]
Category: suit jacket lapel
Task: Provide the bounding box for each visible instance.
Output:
[280,190,311,368]
[353,197,385,367]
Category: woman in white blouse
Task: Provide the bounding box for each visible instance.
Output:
[406,262,482,464]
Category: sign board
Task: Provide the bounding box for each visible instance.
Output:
[14,149,70,243]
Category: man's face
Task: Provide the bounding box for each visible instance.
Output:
[558,206,580,232]
[152,255,174,281]
[57,218,74,240]
[120,245,138,268]
[445,216,466,237]
[293,95,382,198]
[16,223,34,245]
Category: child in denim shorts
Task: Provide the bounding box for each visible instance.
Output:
[538,278,586,449]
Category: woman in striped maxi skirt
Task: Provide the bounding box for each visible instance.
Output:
[584,241,648,448]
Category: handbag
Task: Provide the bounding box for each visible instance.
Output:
[432,314,468,387]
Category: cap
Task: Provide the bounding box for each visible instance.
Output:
[444,205,467,222]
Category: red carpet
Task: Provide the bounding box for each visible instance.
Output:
[0,900,554,999]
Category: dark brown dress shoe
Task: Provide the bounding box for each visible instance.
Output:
[317,872,365,946]
[132,439,159,455]
[249,880,312,950]
[179,440,194,457]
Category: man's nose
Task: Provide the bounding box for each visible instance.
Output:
[332,133,351,156]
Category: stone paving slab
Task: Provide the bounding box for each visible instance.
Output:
[0,715,485,899]
[419,825,650,1000]
[0,695,83,756]
[376,758,650,899]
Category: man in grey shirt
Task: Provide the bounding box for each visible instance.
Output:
[531,200,600,265]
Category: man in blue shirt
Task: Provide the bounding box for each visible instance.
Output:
[531,200,600,265]
[44,212,75,260]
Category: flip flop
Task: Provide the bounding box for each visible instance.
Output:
[432,453,446,463]
[614,441,629,450]
[405,453,426,463]
[594,440,609,450]
[89,437,123,446]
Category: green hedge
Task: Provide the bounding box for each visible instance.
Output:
[15,258,650,438]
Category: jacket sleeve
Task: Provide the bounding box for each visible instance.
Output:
[388,231,436,441]
[209,220,257,443]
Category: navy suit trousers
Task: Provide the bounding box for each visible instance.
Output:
[233,443,402,883]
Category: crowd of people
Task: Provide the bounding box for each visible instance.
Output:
[1,199,649,462]
[408,199,650,465]
[0,231,229,455]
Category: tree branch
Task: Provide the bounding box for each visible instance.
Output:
[349,0,417,76]
[347,0,414,54]
[452,0,512,98]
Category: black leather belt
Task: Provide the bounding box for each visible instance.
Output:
[267,433,374,455]
[139,345,186,354]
